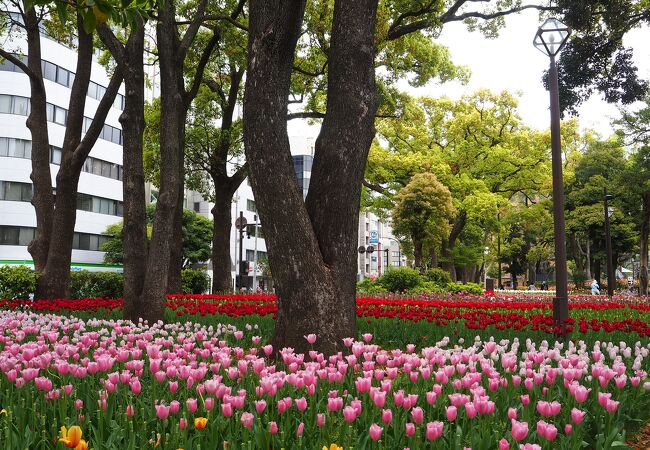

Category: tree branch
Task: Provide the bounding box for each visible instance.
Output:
[185,30,220,107]
[178,0,209,64]
[96,23,126,65]
[363,179,386,194]
[0,49,36,81]
[74,65,124,168]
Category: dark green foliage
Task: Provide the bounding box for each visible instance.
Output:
[378,267,422,293]
[423,268,452,286]
[0,265,37,300]
[447,281,484,295]
[69,271,123,299]
[181,269,210,294]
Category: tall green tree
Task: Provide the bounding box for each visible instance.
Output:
[392,173,455,270]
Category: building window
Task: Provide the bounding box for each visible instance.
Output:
[392,251,400,257]
[193,202,201,212]
[0,181,32,202]
[247,199,256,212]
[246,250,267,261]
[392,261,400,267]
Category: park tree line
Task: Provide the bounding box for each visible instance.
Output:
[0,0,648,353]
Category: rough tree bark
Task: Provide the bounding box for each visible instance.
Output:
[36,14,123,299]
[97,20,147,320]
[441,210,467,282]
[244,0,379,355]
[138,0,218,321]
[412,235,424,271]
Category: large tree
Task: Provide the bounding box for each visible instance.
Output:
[242,1,563,354]
[0,3,123,299]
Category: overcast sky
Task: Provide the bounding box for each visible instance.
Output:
[289,11,650,140]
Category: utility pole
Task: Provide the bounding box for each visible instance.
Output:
[252,214,259,291]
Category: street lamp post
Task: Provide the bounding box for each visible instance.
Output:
[604,188,615,297]
[483,246,490,286]
[534,18,571,331]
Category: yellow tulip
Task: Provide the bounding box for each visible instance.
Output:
[194,417,208,429]
[322,445,343,450]
[59,425,83,449]
[74,439,89,450]
[0,408,7,415]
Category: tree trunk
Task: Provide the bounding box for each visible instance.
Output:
[98,21,148,320]
[586,238,592,279]
[138,0,186,322]
[636,193,650,295]
[211,192,235,292]
[594,259,601,286]
[412,236,423,271]
[430,246,438,268]
[22,9,53,273]
[37,15,122,299]
[442,211,466,282]
[167,184,184,293]
[244,0,379,355]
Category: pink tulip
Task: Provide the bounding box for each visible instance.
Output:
[317,413,326,428]
[381,408,393,424]
[511,419,528,441]
[406,422,415,437]
[304,334,317,344]
[520,395,530,406]
[125,405,135,417]
[269,421,278,435]
[571,408,586,424]
[519,444,541,450]
[411,407,424,424]
[343,406,357,423]
[179,418,187,430]
[295,397,308,412]
[446,405,457,421]
[241,412,254,429]
[255,400,267,414]
[362,334,373,343]
[205,397,215,411]
[221,402,233,417]
[605,399,619,413]
[565,424,573,435]
[426,421,444,441]
[498,438,509,450]
[465,402,477,419]
[507,407,517,420]
[169,400,180,414]
[234,331,244,340]
[186,398,198,413]
[75,399,84,410]
[155,404,170,420]
[369,423,383,441]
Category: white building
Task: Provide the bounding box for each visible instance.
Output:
[357,212,405,280]
[0,25,125,272]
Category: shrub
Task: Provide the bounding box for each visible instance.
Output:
[181,269,210,294]
[447,281,484,295]
[423,268,452,287]
[357,277,387,294]
[70,271,123,299]
[572,270,588,287]
[378,267,422,293]
[408,281,445,294]
[0,265,37,300]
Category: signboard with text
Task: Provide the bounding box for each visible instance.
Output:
[369,230,378,244]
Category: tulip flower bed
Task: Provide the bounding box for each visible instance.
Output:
[1,308,650,450]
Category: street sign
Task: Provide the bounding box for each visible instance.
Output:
[358,246,366,253]
[235,216,248,229]
[369,231,378,244]
[366,245,375,253]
